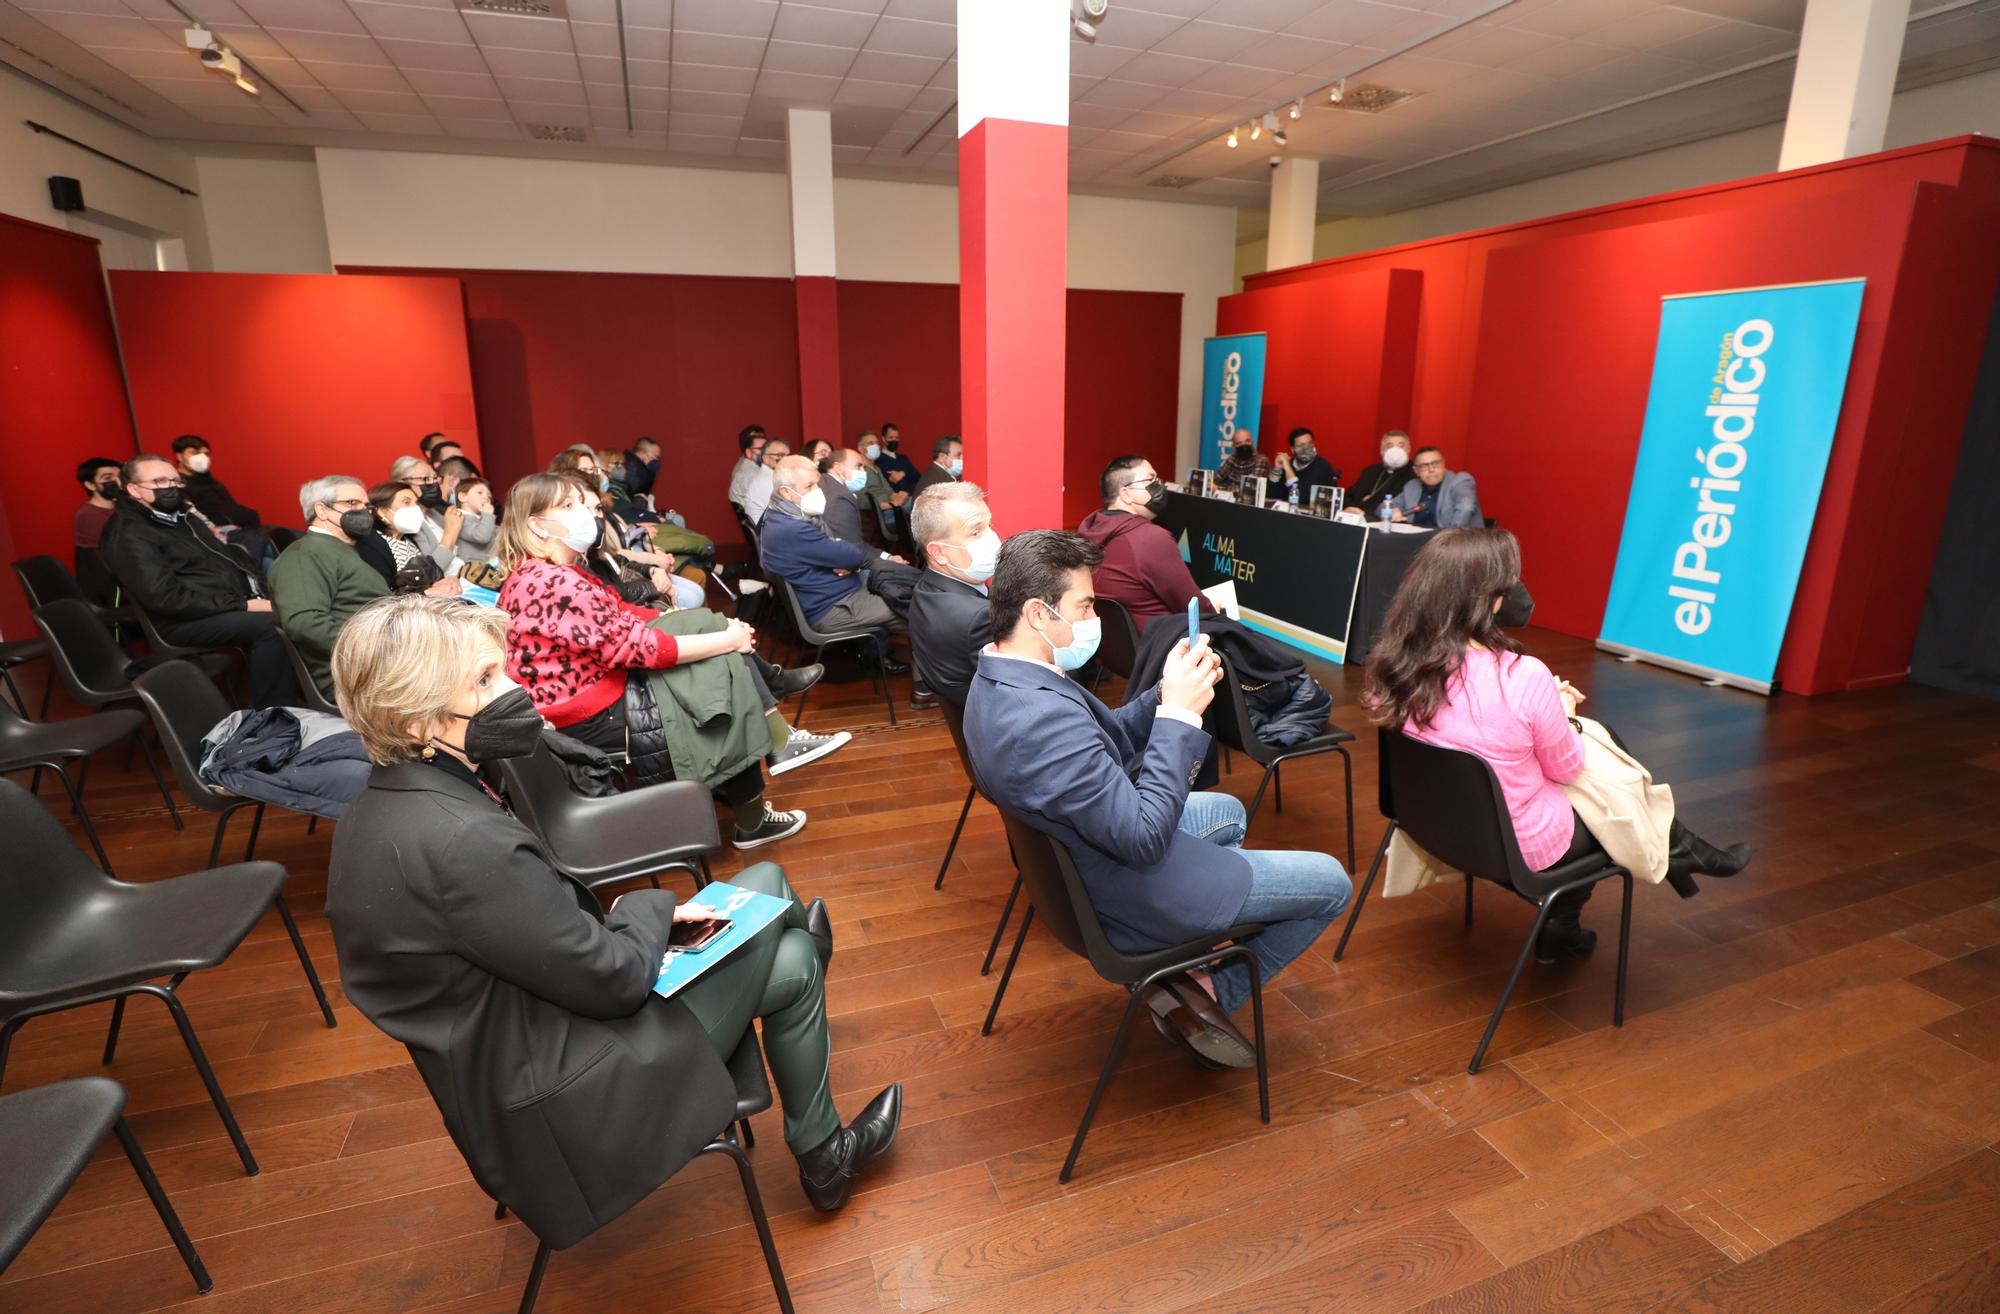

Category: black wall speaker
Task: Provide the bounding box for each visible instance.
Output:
[48,176,85,212]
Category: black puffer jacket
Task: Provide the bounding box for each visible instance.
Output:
[99,497,262,621]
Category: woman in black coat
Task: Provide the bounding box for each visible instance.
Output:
[322,595,900,1251]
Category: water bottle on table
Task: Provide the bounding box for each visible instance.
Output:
[1377,498,1394,530]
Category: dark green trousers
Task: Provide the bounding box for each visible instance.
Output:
[676,862,839,1153]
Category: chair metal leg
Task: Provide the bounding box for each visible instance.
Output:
[1335,744,1355,874]
[1469,893,1562,1075]
[0,666,22,714]
[147,984,259,1174]
[704,1137,796,1314]
[74,753,90,799]
[874,635,898,727]
[737,1118,756,1149]
[1245,763,1278,828]
[1222,743,1232,774]
[206,806,236,869]
[274,894,337,1027]
[517,1241,552,1314]
[494,1201,508,1220]
[1464,874,1475,929]
[39,669,52,719]
[1234,945,1271,1124]
[0,1018,16,1089]
[1614,871,1633,1028]
[134,732,181,830]
[981,904,1034,1036]
[45,761,113,875]
[103,995,128,1065]
[1332,823,1395,961]
[306,815,318,835]
[695,855,714,889]
[243,801,266,861]
[935,785,974,891]
[114,1118,213,1293]
[981,874,1022,976]
[1272,759,1283,813]
[1059,985,1147,1183]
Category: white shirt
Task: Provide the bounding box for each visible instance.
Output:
[729,457,773,522]
[981,643,1198,727]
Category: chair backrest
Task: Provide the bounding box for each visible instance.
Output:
[1094,596,1142,680]
[938,696,974,774]
[131,604,204,660]
[1208,650,1274,766]
[275,629,338,716]
[733,504,761,553]
[1377,727,1533,886]
[130,660,235,811]
[995,810,1095,965]
[12,556,84,612]
[493,738,572,853]
[32,599,133,706]
[772,575,859,644]
[497,738,721,868]
[0,779,107,967]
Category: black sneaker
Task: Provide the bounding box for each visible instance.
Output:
[768,727,850,775]
[732,807,807,850]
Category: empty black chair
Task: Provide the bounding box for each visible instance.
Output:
[1331,727,1633,1074]
[982,810,1270,1182]
[0,687,167,873]
[768,577,896,726]
[12,554,134,629]
[0,779,335,1176]
[933,697,978,892]
[1210,651,1356,871]
[497,1031,792,1314]
[1094,596,1143,680]
[0,1077,210,1294]
[32,598,227,718]
[275,628,339,717]
[0,636,51,720]
[496,738,718,904]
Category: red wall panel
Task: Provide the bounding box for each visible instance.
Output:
[1062,288,1182,529]
[0,215,137,640]
[107,271,479,535]
[837,279,960,452]
[1221,136,2000,694]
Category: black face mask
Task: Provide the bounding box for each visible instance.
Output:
[442,688,545,764]
[417,483,445,509]
[1233,442,1252,455]
[336,508,375,539]
[149,487,186,515]
[1496,582,1535,629]
[94,480,119,498]
[885,439,899,451]
[645,458,660,471]
[1143,479,1168,512]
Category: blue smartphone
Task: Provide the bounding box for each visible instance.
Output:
[1187,596,1201,649]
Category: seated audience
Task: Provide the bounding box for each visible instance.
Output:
[1215,429,1273,488]
[625,435,662,500]
[73,455,122,606]
[759,456,909,670]
[804,438,835,475]
[743,439,789,526]
[1347,430,1416,519]
[1365,528,1750,961]
[429,439,466,467]
[854,430,909,544]
[908,482,998,708]
[1389,446,1483,528]
[449,477,500,567]
[362,479,441,588]
[1078,455,1213,631]
[914,434,964,494]
[270,475,390,695]
[388,455,464,570]
[729,426,771,523]
[172,433,262,529]
[552,448,705,611]
[322,595,901,1229]
[819,448,909,565]
[964,531,1351,1067]
[498,473,840,849]
[436,454,479,507]
[873,422,922,499]
[100,454,297,708]
[1281,427,1339,504]
[417,432,447,459]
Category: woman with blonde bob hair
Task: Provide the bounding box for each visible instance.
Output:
[497,473,843,849]
[323,595,903,1241]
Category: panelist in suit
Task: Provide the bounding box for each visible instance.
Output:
[1389,446,1484,528]
[907,481,998,708]
[962,530,1351,1069]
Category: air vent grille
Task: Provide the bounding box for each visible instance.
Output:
[458,0,569,18]
[525,122,587,143]
[1146,175,1199,189]
[1331,85,1418,114]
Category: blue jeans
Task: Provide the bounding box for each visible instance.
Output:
[668,574,705,609]
[1178,791,1351,1015]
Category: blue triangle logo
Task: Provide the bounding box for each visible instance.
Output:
[1177,530,1192,564]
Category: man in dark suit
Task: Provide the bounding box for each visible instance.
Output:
[907,481,999,708]
[963,530,1351,1069]
[819,448,931,706]
[913,434,963,495]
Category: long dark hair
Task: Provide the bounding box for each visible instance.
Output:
[1364,528,1524,729]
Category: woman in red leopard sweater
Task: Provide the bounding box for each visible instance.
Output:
[498,473,840,849]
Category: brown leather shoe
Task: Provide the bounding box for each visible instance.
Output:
[909,689,939,710]
[1143,974,1254,1069]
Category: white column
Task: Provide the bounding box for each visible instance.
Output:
[1265,156,1320,272]
[785,107,836,277]
[1777,0,1912,171]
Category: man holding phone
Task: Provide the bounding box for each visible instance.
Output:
[964,531,1351,1070]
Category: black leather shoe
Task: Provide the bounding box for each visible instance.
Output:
[1535,920,1598,965]
[796,1083,901,1213]
[805,897,833,969]
[909,689,939,710]
[876,658,911,676]
[771,663,824,698]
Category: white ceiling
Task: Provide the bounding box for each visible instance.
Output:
[4,0,1998,219]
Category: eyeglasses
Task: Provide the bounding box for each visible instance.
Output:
[328,498,368,511]
[1414,460,1444,472]
[137,477,186,489]
[408,475,441,486]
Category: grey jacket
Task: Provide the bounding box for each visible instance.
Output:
[1393,469,1483,529]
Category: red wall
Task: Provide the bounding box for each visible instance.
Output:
[0,215,137,640]
[1221,136,2000,694]
[107,272,480,534]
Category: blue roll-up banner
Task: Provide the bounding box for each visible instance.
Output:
[1598,279,1866,695]
[1200,332,1266,468]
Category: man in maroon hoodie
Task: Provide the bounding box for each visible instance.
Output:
[1077,456,1215,632]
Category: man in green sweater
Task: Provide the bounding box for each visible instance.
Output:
[269,475,390,697]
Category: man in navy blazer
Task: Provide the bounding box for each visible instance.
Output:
[963,530,1351,1069]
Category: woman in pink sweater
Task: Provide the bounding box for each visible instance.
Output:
[1365,529,1749,962]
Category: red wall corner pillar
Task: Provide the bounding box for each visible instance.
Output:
[795,275,842,448]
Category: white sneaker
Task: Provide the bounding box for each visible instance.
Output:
[769,727,852,775]
[733,807,808,849]
[738,579,768,594]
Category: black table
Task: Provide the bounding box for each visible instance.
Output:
[1345,524,1437,665]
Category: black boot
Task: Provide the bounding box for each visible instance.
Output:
[805,897,833,969]
[1534,893,1596,965]
[796,1083,902,1212]
[1666,819,1752,892]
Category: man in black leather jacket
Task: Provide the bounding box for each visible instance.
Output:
[100,454,298,707]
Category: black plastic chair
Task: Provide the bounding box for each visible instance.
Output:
[496,738,718,904]
[933,698,978,892]
[130,602,248,702]
[1210,651,1356,871]
[32,598,228,719]
[0,689,167,873]
[499,1031,792,1314]
[11,554,134,629]
[0,779,335,1176]
[1094,596,1143,680]
[0,1077,210,1294]
[0,636,52,720]
[1331,727,1633,1074]
[768,577,896,726]
[981,810,1270,1182]
[275,628,340,717]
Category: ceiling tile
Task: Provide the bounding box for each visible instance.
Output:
[398,66,498,94]
[878,0,946,18]
[624,59,670,87]
[464,11,574,50]
[335,85,428,110]
[479,45,582,76]
[737,135,787,158]
[1671,0,1806,34]
[1069,40,1138,77]
[236,0,369,33]
[303,58,413,89]
[831,142,870,162]
[495,73,587,103]
[672,31,766,66]
[621,25,673,59]
[424,94,510,117]
[564,0,616,21]
[752,68,841,101]
[1217,0,1331,26]
[672,110,743,135]
[761,38,855,75]
[575,52,621,80]
[1590,4,1726,51]
[668,132,741,154]
[1504,0,1655,40]
[832,75,917,107]
[866,14,953,56]
[670,86,750,112]
[23,0,164,19]
[374,36,488,70]
[1414,19,1562,65]
[38,12,181,47]
[1078,77,1166,108]
[672,0,779,37]
[355,109,441,130]
[770,3,876,45]
[347,1,468,42]
[1234,31,1344,72]
[671,60,759,91]
[906,82,953,110]
[1092,8,1195,49]
[443,117,523,136]
[1183,60,1291,96]
[566,19,619,53]
[1120,0,1221,15]
[1116,48,1215,87]
[1648,17,1795,66]
[845,47,939,82]
[1284,0,1425,45]
[506,99,586,124]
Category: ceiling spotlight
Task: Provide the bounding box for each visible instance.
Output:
[233,73,259,95]
[1225,124,1239,148]
[183,25,214,51]
[1260,111,1280,134]
[1073,16,1095,37]
[1329,78,1346,104]
[1072,0,1107,39]
[1249,118,1260,141]
[1272,128,1287,146]
[1289,97,1302,119]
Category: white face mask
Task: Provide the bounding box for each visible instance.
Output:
[185,452,212,474]
[798,487,828,517]
[536,503,598,552]
[1382,446,1410,470]
[948,528,1001,583]
[863,443,881,461]
[391,505,426,535]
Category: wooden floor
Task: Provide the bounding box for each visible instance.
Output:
[5,629,2000,1314]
